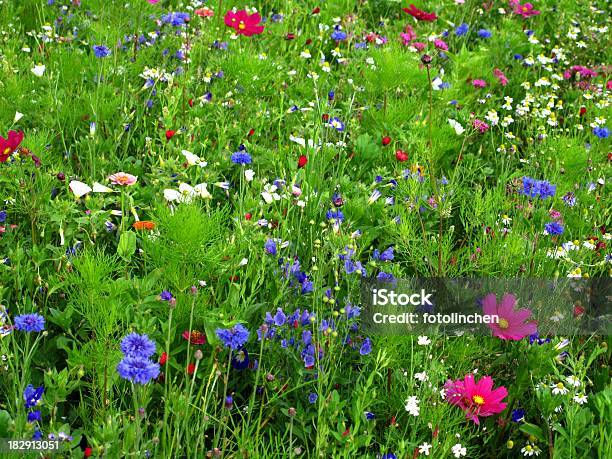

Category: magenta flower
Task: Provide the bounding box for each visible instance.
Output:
[434,39,448,51]
[472,119,489,133]
[472,79,487,88]
[493,68,509,86]
[444,374,508,425]
[513,2,541,18]
[482,293,537,340]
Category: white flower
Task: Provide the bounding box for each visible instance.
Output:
[415,371,428,382]
[14,111,24,123]
[521,444,541,456]
[164,183,210,203]
[417,336,431,346]
[452,443,467,458]
[566,375,581,387]
[31,64,46,77]
[448,119,465,135]
[551,382,569,395]
[573,393,588,405]
[261,184,281,204]
[404,396,420,416]
[418,443,432,456]
[182,150,207,168]
[238,258,248,266]
[245,169,255,182]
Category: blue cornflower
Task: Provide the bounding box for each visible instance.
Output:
[116,356,160,384]
[24,385,44,409]
[328,90,335,101]
[270,13,283,23]
[360,337,372,355]
[120,333,156,359]
[93,45,111,58]
[331,29,347,41]
[0,210,6,223]
[308,393,318,404]
[14,313,45,333]
[455,23,469,36]
[521,176,539,197]
[32,429,43,440]
[301,279,314,294]
[477,29,492,38]
[381,454,397,459]
[544,222,564,235]
[225,395,233,409]
[514,53,523,60]
[376,271,396,283]
[231,348,250,370]
[159,290,174,301]
[538,181,556,199]
[511,409,525,422]
[562,192,576,207]
[328,117,345,132]
[161,12,190,27]
[27,410,42,423]
[264,239,277,256]
[593,127,609,139]
[365,411,375,420]
[231,151,252,165]
[216,324,250,350]
[326,209,345,222]
[529,333,551,345]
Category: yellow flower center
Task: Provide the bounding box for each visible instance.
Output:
[3,148,10,155]
[472,395,485,405]
[556,382,565,390]
[238,21,246,30]
[498,318,509,329]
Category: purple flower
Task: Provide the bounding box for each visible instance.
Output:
[359,337,372,355]
[117,357,160,384]
[93,45,111,58]
[159,290,174,301]
[544,222,564,235]
[14,313,45,333]
[161,12,190,27]
[308,393,318,404]
[216,324,250,350]
[455,23,469,36]
[120,333,156,359]
[264,239,277,256]
[511,409,525,422]
[27,410,42,423]
[230,151,252,165]
[24,385,44,409]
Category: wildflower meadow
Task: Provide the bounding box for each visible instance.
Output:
[1,0,611,458]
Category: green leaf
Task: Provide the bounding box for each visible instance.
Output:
[117,230,137,261]
[520,422,546,442]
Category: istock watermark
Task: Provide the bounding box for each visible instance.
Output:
[360,278,611,336]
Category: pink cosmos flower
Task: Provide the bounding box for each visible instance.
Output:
[444,374,508,425]
[493,68,509,86]
[482,293,538,340]
[224,10,264,36]
[108,172,138,186]
[513,2,541,18]
[472,79,487,88]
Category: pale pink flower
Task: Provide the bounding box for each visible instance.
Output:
[108,172,138,186]
[482,293,537,340]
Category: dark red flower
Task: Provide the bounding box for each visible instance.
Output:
[322,114,329,122]
[286,33,296,40]
[0,130,24,163]
[245,212,252,220]
[579,106,586,116]
[312,7,320,14]
[182,330,207,345]
[224,10,264,36]
[159,352,168,365]
[247,128,255,137]
[305,38,312,45]
[395,150,409,162]
[298,155,308,168]
[186,363,196,375]
[188,98,194,107]
[573,304,585,317]
[382,136,391,146]
[165,130,176,141]
[402,4,437,21]
[84,447,92,458]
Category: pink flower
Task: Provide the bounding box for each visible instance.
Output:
[411,41,426,51]
[493,68,509,86]
[513,2,541,18]
[402,25,416,42]
[444,374,508,425]
[472,79,487,88]
[472,119,489,133]
[108,172,138,186]
[146,0,160,4]
[224,10,264,36]
[402,4,437,22]
[434,39,448,51]
[195,7,214,18]
[482,293,538,340]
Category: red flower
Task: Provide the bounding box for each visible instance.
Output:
[382,136,391,146]
[298,155,308,168]
[321,114,329,122]
[188,98,194,107]
[186,363,196,375]
[182,330,207,345]
[224,10,264,36]
[402,4,437,22]
[159,352,168,365]
[84,447,92,458]
[395,150,409,162]
[285,33,296,40]
[573,304,585,317]
[247,128,255,137]
[245,212,252,220]
[312,7,320,15]
[0,130,24,163]
[165,130,176,141]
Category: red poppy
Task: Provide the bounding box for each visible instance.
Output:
[245,212,252,220]
[159,352,168,365]
[247,128,255,137]
[182,330,207,345]
[312,7,320,15]
[402,4,437,22]
[382,136,391,146]
[224,10,264,37]
[0,130,24,163]
[395,150,409,162]
[165,130,176,141]
[298,155,308,168]
[84,447,92,458]
[188,98,194,107]
[186,363,196,375]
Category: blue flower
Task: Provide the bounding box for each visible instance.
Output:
[538,181,556,199]
[328,117,345,132]
[27,410,42,423]
[359,338,372,355]
[308,392,318,404]
[216,324,250,350]
[264,239,277,256]
[381,454,397,459]
[159,290,174,301]
[562,192,576,207]
[273,308,287,326]
[0,210,6,223]
[511,409,525,422]
[477,29,492,38]
[120,333,156,359]
[544,222,564,235]
[24,385,44,409]
[117,357,160,384]
[231,348,250,370]
[231,151,252,165]
[161,12,190,27]
[32,429,43,440]
[225,395,233,409]
[593,127,609,139]
[93,45,111,58]
[365,411,375,420]
[455,23,469,36]
[373,246,394,262]
[326,209,345,222]
[14,313,45,333]
[331,29,347,41]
